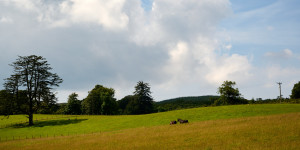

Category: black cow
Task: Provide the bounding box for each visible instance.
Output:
[177,118,188,124]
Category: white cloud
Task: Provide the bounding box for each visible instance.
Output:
[129,0,231,46]
[60,0,129,30]
[205,54,252,85]
[55,89,88,102]
[130,0,253,90]
[266,66,300,80]
[8,0,39,11]
[265,49,294,59]
[0,0,260,101]
[4,0,129,30]
[224,44,232,50]
[161,36,252,90]
[0,16,13,23]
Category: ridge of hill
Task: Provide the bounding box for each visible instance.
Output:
[155,95,219,111]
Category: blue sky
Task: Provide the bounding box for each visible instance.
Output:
[0,0,299,102]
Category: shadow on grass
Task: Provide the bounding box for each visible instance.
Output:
[11,119,88,128]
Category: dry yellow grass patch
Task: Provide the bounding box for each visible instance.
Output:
[1,112,299,150]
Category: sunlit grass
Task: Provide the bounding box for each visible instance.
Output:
[0,104,300,141]
[0,112,299,150]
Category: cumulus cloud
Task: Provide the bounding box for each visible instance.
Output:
[0,16,13,23]
[265,49,293,59]
[0,0,257,101]
[129,0,253,89]
[59,0,129,30]
[129,0,231,46]
[4,0,129,30]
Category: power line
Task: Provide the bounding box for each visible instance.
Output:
[277,82,282,103]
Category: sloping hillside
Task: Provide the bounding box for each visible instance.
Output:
[155,95,219,111]
[1,112,299,150]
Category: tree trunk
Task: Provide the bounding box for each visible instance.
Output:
[28,98,34,126]
[28,113,33,126]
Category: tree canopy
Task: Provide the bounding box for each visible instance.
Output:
[291,81,300,99]
[3,55,63,125]
[82,85,117,115]
[215,80,245,105]
[65,93,82,115]
[132,81,154,114]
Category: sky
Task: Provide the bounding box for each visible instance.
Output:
[0,0,299,102]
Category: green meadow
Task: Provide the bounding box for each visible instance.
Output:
[0,104,299,142]
[1,112,299,150]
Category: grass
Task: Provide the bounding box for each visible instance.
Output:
[0,112,299,150]
[0,104,300,141]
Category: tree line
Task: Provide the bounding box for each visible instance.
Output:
[62,81,154,115]
[1,55,300,126]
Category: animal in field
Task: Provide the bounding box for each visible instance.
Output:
[170,120,177,125]
[177,118,188,124]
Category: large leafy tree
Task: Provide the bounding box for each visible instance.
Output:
[130,81,154,114]
[4,55,63,125]
[290,81,300,99]
[65,93,82,115]
[216,80,244,105]
[117,95,138,114]
[82,85,117,115]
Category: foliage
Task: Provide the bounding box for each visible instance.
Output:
[0,90,14,115]
[101,93,118,115]
[250,98,300,104]
[82,85,117,115]
[215,80,245,105]
[117,81,154,115]
[131,81,154,114]
[155,96,219,112]
[55,103,67,114]
[37,92,60,114]
[291,81,300,99]
[65,93,82,115]
[38,102,59,114]
[3,55,63,125]
[118,95,134,114]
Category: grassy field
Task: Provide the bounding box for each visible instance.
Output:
[0,104,299,149]
[0,104,300,141]
[0,112,299,150]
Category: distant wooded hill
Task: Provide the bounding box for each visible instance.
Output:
[155,95,220,112]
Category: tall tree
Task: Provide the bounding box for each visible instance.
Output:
[290,81,300,99]
[216,80,244,105]
[4,55,63,125]
[131,81,154,114]
[65,93,82,115]
[82,85,116,115]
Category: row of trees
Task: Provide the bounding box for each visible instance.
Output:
[0,55,155,125]
[64,81,154,115]
[212,80,300,106]
[1,55,300,126]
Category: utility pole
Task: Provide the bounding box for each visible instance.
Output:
[277,82,282,103]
